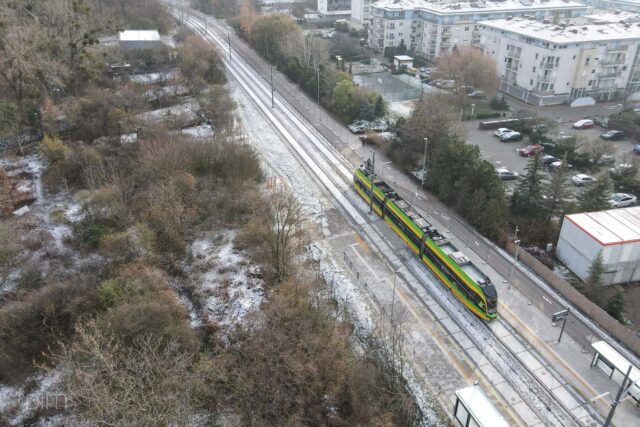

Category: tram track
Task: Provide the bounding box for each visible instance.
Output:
[168,5,604,426]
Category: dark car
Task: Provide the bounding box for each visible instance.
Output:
[600,130,625,141]
[540,155,559,167]
[495,168,519,180]
[499,131,523,142]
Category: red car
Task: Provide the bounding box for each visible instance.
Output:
[517,145,544,157]
[573,119,594,129]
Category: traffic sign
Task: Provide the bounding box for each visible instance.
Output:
[552,309,569,323]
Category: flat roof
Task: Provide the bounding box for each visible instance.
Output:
[455,385,510,427]
[592,341,640,383]
[585,10,640,23]
[118,30,161,42]
[564,206,640,246]
[394,55,414,60]
[480,17,640,43]
[372,0,587,14]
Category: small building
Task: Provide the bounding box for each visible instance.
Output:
[393,55,413,69]
[556,206,640,285]
[118,30,162,51]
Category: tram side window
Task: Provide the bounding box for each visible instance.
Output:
[455,401,469,426]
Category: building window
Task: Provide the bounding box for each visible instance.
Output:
[535,53,539,59]
[533,66,536,72]
[530,79,533,85]
[588,80,593,86]
[592,69,596,73]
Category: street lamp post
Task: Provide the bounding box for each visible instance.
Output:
[421,137,428,189]
[471,103,476,118]
[317,67,320,104]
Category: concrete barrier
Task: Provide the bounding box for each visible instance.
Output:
[506,241,640,358]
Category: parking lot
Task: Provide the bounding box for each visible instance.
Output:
[465,119,639,195]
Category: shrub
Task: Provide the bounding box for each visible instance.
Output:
[39,135,70,163]
[0,279,99,384]
[490,95,509,110]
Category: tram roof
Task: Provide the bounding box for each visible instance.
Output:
[455,385,510,427]
[592,341,640,383]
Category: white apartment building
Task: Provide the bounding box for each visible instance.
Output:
[318,0,351,17]
[479,18,640,105]
[351,0,373,25]
[582,0,640,13]
[368,0,588,61]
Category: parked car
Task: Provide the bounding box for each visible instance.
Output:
[609,163,638,177]
[517,144,544,157]
[494,128,513,138]
[600,130,625,141]
[597,154,616,166]
[609,193,637,208]
[634,144,640,154]
[468,90,486,99]
[572,174,597,186]
[500,131,523,142]
[540,155,559,167]
[549,161,572,172]
[541,141,559,151]
[495,168,519,180]
[573,119,594,129]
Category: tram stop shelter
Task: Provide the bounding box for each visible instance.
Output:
[454,384,509,427]
[591,340,640,402]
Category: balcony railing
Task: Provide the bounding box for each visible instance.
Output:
[598,71,622,79]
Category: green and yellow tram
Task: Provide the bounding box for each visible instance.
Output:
[353,160,497,320]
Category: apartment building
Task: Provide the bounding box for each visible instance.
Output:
[581,0,640,13]
[318,0,351,17]
[368,0,588,61]
[479,18,640,105]
[351,0,373,24]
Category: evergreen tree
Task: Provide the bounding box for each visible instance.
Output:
[578,175,612,213]
[544,159,570,216]
[605,292,625,323]
[374,95,386,118]
[511,153,547,217]
[586,251,605,288]
[397,39,407,54]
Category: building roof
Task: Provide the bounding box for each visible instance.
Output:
[394,55,414,60]
[455,385,510,427]
[479,17,640,43]
[371,0,587,14]
[563,206,640,246]
[118,30,161,42]
[585,10,640,23]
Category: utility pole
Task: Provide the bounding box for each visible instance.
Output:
[369,152,376,214]
[317,67,320,104]
[228,30,232,60]
[421,137,428,189]
[271,65,275,108]
[603,365,633,427]
[507,225,520,290]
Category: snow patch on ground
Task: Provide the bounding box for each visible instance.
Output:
[187,231,264,329]
[0,369,64,426]
[388,100,416,118]
[180,123,214,138]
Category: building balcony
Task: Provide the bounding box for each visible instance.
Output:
[598,71,622,79]
[606,46,628,53]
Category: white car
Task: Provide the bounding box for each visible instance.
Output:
[609,193,637,208]
[494,128,513,137]
[571,174,596,186]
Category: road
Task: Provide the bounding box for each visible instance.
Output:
[166,4,638,425]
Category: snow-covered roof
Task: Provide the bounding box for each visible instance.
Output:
[118,30,161,42]
[479,17,640,43]
[585,10,640,23]
[394,55,414,61]
[564,206,640,246]
[371,0,587,14]
[455,385,510,427]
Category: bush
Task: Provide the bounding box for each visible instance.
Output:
[39,135,70,163]
[0,279,99,384]
[490,95,509,110]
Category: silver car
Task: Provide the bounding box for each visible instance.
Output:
[609,193,637,208]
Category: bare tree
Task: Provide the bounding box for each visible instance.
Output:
[265,185,304,281]
[434,46,499,93]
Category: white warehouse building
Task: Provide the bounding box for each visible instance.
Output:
[367,0,588,61]
[479,18,640,105]
[556,207,640,286]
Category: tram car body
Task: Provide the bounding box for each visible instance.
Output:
[353,161,497,320]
